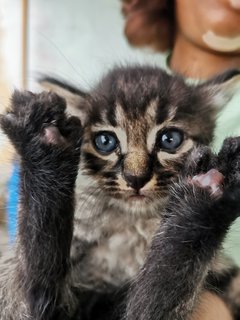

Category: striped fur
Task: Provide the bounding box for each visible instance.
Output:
[0,66,240,319]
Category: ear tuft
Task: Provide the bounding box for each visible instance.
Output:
[200,68,240,110]
[206,69,240,85]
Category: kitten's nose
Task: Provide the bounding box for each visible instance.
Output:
[124,172,152,191]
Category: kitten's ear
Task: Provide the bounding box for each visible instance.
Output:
[38,76,89,123]
[200,69,240,109]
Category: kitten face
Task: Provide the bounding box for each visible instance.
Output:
[78,68,216,215]
[81,110,189,214]
[41,66,240,216]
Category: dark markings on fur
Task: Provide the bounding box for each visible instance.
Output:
[105,180,118,187]
[39,76,87,97]
[155,98,170,124]
[1,67,240,320]
[83,152,108,174]
[102,172,118,179]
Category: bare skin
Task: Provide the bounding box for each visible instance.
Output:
[192,292,233,320]
[170,0,240,79]
[170,33,240,79]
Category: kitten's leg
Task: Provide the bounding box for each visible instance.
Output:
[0,91,81,319]
[204,136,240,319]
[125,147,240,320]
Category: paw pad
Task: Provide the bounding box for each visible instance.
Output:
[192,169,224,198]
[42,126,67,145]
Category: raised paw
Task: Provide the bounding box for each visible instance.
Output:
[0,90,82,157]
[217,137,240,186]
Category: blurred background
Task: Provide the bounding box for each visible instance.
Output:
[0,0,239,265]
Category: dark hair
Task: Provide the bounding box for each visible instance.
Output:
[122,0,175,51]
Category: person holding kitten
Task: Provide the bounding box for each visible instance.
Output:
[122,0,240,319]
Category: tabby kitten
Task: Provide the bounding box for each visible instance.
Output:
[0,66,240,320]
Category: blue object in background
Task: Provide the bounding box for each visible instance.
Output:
[7,163,19,242]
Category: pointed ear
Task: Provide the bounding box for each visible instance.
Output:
[38,76,89,123]
[200,69,240,110]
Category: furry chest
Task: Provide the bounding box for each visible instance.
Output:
[71,218,160,290]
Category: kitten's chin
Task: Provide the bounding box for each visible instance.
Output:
[109,194,168,218]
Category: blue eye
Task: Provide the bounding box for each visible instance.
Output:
[158,128,184,151]
[94,131,118,154]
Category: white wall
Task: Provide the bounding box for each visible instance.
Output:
[28,0,165,90]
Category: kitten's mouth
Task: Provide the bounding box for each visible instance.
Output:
[128,194,146,201]
[116,189,160,204]
[127,190,152,202]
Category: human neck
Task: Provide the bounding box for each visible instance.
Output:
[169,33,240,79]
